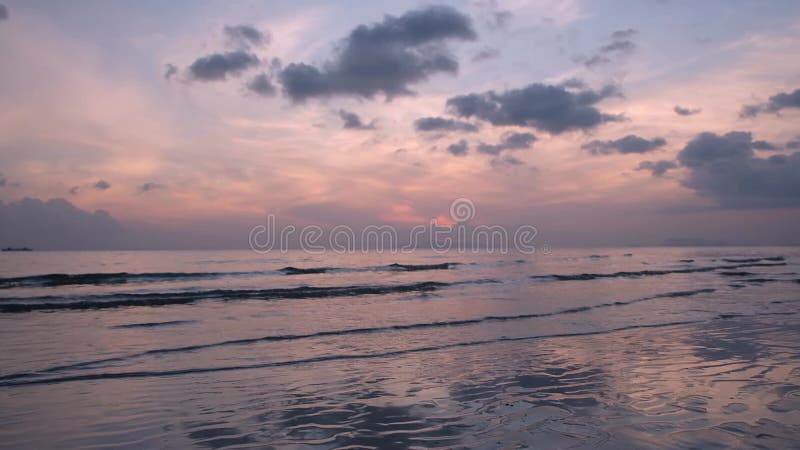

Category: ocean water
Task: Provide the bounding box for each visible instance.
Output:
[0,247,799,449]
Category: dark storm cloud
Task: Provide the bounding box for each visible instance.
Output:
[246,73,277,96]
[0,4,8,21]
[188,51,259,81]
[224,24,269,49]
[637,160,677,176]
[0,198,127,250]
[676,131,800,207]
[582,135,667,155]
[446,83,621,134]
[581,29,637,68]
[94,180,111,190]
[787,140,800,149]
[472,47,500,62]
[447,140,469,156]
[138,182,165,193]
[164,63,178,81]
[414,116,478,132]
[740,88,800,117]
[0,173,6,187]
[279,5,476,101]
[677,131,752,168]
[477,132,536,155]
[674,105,700,116]
[338,109,375,130]
[751,140,779,150]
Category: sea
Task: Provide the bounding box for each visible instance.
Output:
[0,247,798,449]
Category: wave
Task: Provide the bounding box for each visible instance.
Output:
[736,278,800,284]
[110,320,199,329]
[530,261,787,282]
[0,288,715,381]
[0,262,463,288]
[721,256,785,263]
[0,271,261,289]
[278,266,330,275]
[0,280,462,313]
[386,262,455,271]
[5,309,795,388]
[0,260,787,311]
[278,262,456,275]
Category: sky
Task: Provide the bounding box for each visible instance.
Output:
[0,0,799,249]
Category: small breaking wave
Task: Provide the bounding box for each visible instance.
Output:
[110,320,199,329]
[6,309,796,388]
[278,266,330,275]
[0,271,259,289]
[386,262,455,271]
[0,288,715,382]
[530,261,787,282]
[721,256,785,263]
[279,262,457,275]
[0,280,473,313]
[1,262,464,288]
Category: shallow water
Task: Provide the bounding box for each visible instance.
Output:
[0,247,799,448]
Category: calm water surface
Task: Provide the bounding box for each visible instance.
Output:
[0,247,799,448]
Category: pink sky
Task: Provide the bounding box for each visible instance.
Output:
[0,1,799,248]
